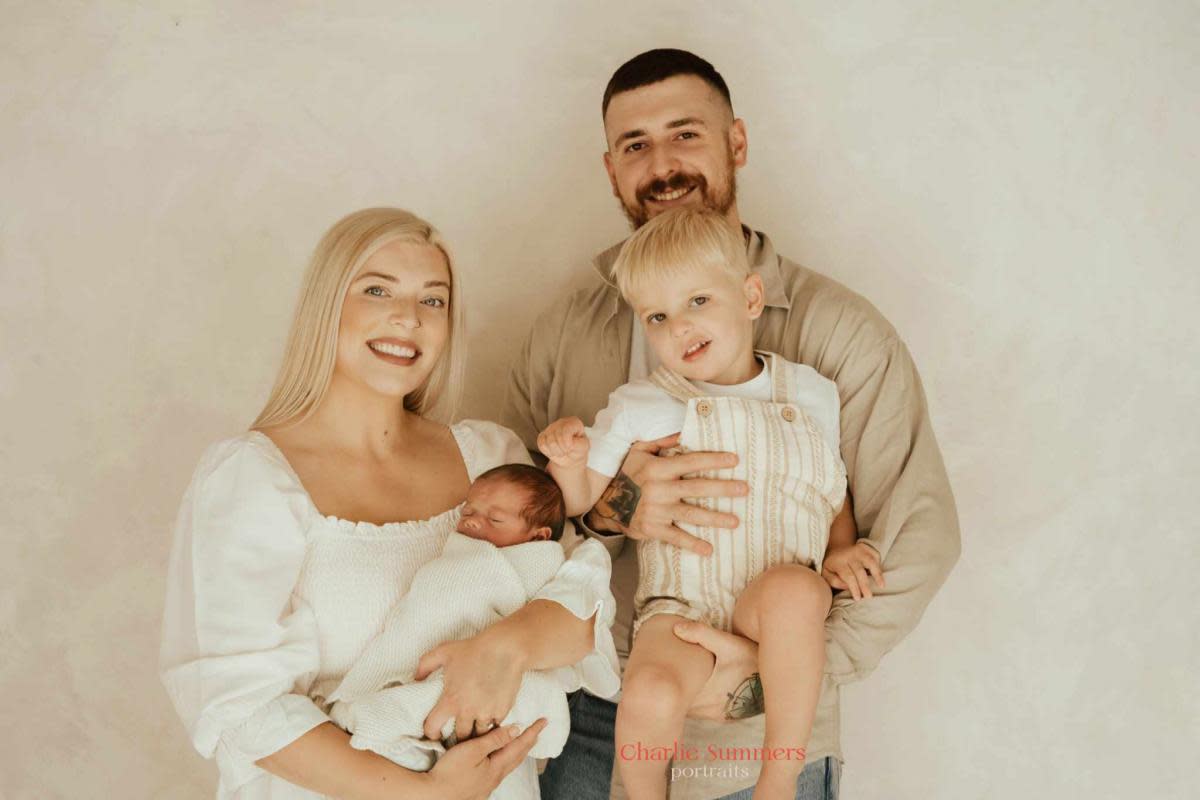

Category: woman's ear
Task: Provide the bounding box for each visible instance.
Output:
[531,526,552,541]
[744,273,766,320]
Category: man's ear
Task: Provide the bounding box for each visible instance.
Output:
[603,151,620,197]
[744,273,766,320]
[531,526,552,541]
[730,118,748,168]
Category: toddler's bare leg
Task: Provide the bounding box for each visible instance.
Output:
[616,614,715,800]
[732,566,832,800]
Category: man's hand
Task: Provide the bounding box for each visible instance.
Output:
[537,416,590,468]
[672,621,763,721]
[821,540,885,600]
[586,434,748,555]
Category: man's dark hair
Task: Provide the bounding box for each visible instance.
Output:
[475,463,567,542]
[602,48,732,118]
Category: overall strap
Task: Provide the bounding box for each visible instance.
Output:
[755,350,791,405]
[648,365,704,402]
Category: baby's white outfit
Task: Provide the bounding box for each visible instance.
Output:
[587,352,846,635]
[326,530,569,794]
[160,420,621,800]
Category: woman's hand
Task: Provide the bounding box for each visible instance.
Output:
[426,719,547,799]
[672,621,763,721]
[416,627,526,742]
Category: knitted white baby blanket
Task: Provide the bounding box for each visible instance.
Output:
[327,531,568,773]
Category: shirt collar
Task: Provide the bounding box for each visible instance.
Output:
[591,225,791,321]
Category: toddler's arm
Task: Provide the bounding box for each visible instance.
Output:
[537,417,612,516]
[827,496,857,553]
[822,494,886,600]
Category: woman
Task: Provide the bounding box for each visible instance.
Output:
[160,208,620,799]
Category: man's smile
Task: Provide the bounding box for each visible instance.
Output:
[649,185,695,203]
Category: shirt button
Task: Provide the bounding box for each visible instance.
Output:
[781,405,797,422]
[696,400,712,417]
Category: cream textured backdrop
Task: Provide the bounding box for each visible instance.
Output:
[2,1,1196,798]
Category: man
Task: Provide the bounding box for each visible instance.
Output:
[503,49,960,800]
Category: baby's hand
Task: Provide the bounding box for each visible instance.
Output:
[537,417,590,469]
[821,540,885,601]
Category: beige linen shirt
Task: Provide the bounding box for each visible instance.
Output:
[502,230,960,799]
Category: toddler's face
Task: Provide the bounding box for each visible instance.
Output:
[630,262,764,384]
[456,478,549,546]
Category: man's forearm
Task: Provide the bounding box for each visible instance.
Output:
[587,468,641,532]
[823,474,960,684]
[823,338,961,685]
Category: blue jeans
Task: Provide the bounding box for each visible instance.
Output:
[540,691,841,800]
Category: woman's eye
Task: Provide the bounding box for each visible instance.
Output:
[690,296,709,307]
[647,313,666,324]
[421,297,446,308]
[365,286,387,297]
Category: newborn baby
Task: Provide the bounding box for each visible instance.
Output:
[455,462,566,546]
[326,464,570,797]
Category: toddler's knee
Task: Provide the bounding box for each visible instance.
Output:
[620,664,691,722]
[757,565,831,619]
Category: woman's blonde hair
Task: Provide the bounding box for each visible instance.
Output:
[252,207,465,430]
[610,207,749,304]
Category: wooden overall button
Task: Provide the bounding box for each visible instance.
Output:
[780,405,797,421]
[696,400,713,417]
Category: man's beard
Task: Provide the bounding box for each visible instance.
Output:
[618,149,738,229]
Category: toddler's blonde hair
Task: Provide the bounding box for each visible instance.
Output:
[610,207,749,304]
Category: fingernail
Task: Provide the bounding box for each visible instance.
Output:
[507,724,521,735]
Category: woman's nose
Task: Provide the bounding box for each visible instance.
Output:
[389,298,421,329]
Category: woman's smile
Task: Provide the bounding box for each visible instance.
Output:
[368,337,422,366]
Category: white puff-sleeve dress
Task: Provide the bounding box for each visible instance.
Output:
[160,419,620,799]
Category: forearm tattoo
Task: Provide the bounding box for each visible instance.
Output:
[724,673,764,720]
[593,469,642,527]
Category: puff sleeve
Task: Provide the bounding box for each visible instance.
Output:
[458,419,622,700]
[159,436,328,793]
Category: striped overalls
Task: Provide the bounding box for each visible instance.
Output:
[633,352,848,636]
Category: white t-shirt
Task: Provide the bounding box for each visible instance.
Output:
[585,355,841,478]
